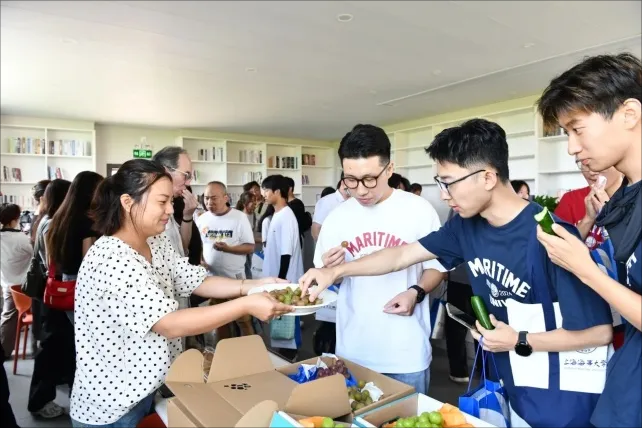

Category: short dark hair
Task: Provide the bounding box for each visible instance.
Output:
[91,159,171,236]
[152,146,188,170]
[338,124,391,165]
[206,181,227,193]
[243,181,260,192]
[426,118,510,183]
[409,183,423,193]
[235,191,255,211]
[321,187,336,198]
[261,175,288,201]
[285,176,295,192]
[0,203,21,226]
[388,173,403,189]
[511,180,530,195]
[537,53,642,133]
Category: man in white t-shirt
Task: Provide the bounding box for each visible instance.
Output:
[261,175,304,284]
[312,124,446,394]
[311,173,350,241]
[196,181,255,279]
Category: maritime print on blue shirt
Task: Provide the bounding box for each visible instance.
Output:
[467,257,532,308]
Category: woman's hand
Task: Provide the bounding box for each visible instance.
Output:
[245,293,295,321]
[536,224,592,278]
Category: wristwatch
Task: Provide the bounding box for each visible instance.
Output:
[409,285,426,303]
[515,331,533,357]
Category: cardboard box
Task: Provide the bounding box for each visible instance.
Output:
[165,336,352,427]
[269,411,357,428]
[277,355,415,417]
[353,393,496,428]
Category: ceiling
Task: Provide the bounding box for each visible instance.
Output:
[1,1,640,140]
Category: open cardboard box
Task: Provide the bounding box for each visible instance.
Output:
[277,355,415,417]
[165,335,352,427]
[352,393,497,428]
[270,411,357,428]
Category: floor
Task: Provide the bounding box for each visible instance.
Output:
[4,317,473,427]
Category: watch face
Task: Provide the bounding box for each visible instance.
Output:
[515,343,532,357]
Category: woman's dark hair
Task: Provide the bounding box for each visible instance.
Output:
[400,176,411,191]
[0,203,21,226]
[426,118,510,183]
[261,175,289,200]
[321,187,336,198]
[32,179,51,203]
[511,180,530,196]
[409,183,423,194]
[243,181,260,192]
[388,173,402,189]
[235,191,255,211]
[41,179,72,219]
[537,53,641,134]
[91,159,171,236]
[257,204,275,234]
[47,171,104,266]
[338,124,391,165]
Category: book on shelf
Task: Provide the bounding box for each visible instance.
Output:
[238,150,263,164]
[267,156,298,169]
[1,193,35,210]
[241,171,263,184]
[47,166,65,180]
[302,174,310,185]
[302,154,316,166]
[2,166,23,182]
[6,137,46,155]
[197,147,225,162]
[47,139,90,156]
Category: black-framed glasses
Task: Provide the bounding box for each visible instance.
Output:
[434,169,486,195]
[342,162,390,190]
[170,167,193,181]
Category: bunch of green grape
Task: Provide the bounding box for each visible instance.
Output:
[268,286,322,306]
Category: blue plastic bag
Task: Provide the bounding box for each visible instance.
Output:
[287,357,358,388]
[459,339,511,428]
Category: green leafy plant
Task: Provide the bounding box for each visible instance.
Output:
[533,194,559,213]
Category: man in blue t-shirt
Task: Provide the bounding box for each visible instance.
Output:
[536,53,642,428]
[300,118,613,428]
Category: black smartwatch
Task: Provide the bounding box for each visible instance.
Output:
[515,331,533,357]
[409,285,426,304]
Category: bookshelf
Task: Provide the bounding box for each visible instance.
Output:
[175,136,337,209]
[386,105,584,222]
[0,124,96,210]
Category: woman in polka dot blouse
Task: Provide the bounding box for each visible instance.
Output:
[69,159,294,428]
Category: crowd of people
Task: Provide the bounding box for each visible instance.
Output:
[0,53,639,428]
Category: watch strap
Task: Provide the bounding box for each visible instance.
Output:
[409,285,426,303]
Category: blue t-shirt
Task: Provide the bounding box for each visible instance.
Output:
[419,202,612,428]
[591,236,642,427]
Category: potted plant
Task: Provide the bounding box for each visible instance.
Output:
[532,194,560,213]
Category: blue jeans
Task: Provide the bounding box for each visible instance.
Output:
[383,368,430,395]
[71,394,154,428]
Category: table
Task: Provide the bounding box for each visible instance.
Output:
[155,351,291,426]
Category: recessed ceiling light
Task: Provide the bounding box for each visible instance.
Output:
[523,43,535,49]
[245,67,257,73]
[432,69,442,76]
[60,37,77,44]
[337,13,353,22]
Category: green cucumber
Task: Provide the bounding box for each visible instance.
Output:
[534,206,556,235]
[471,296,494,330]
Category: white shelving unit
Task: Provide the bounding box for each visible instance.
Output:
[176,136,336,209]
[0,124,96,210]
[386,105,584,222]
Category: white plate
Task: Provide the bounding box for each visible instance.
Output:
[248,283,338,316]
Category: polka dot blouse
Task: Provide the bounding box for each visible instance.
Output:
[69,234,206,425]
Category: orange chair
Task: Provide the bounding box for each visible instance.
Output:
[9,284,33,375]
[137,413,166,428]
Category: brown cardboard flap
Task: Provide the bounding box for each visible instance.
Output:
[286,373,352,418]
[167,398,199,428]
[235,400,279,427]
[166,348,206,383]
[166,382,242,427]
[362,394,419,426]
[212,371,296,414]
[209,335,274,382]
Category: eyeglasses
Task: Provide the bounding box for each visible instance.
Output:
[342,162,390,190]
[434,169,486,196]
[170,167,193,181]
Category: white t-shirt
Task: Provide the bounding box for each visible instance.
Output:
[314,189,444,374]
[263,206,303,284]
[196,209,254,278]
[70,234,206,424]
[312,190,345,225]
[0,229,32,288]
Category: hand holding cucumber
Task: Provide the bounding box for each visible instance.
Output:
[536,220,592,279]
[470,313,520,353]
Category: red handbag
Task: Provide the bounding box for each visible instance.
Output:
[43,259,75,311]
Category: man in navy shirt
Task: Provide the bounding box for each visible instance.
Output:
[300,119,613,427]
[536,53,641,428]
